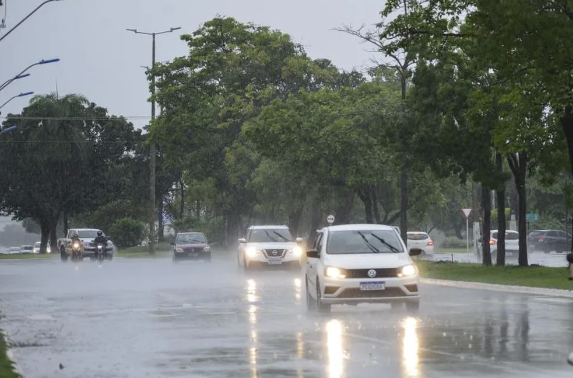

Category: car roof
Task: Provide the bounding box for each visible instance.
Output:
[248,225,289,229]
[322,224,397,232]
[407,231,429,234]
[178,231,205,235]
[72,228,101,231]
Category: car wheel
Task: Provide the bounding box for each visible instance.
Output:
[305,277,316,312]
[406,301,420,313]
[316,283,331,314]
[242,258,251,273]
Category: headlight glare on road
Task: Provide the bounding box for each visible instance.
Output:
[325,266,346,279]
[400,265,416,277]
[175,247,184,253]
[293,246,302,256]
[246,247,257,257]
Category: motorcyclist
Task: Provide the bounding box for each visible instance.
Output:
[93,231,108,246]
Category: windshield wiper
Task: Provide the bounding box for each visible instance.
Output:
[370,233,401,253]
[357,231,381,253]
[273,231,290,242]
[264,231,278,242]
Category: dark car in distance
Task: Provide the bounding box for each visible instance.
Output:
[172,232,211,263]
[528,229,571,253]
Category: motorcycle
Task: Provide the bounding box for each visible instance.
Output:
[71,240,82,262]
[93,242,108,263]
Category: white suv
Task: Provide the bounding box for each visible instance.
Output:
[305,224,422,313]
[238,225,304,270]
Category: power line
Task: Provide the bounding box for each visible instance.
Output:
[0,116,152,121]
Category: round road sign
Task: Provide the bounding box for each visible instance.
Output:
[327,215,335,224]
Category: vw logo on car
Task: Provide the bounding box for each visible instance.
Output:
[368,269,377,278]
[272,250,278,256]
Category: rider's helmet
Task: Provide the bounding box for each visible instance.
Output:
[72,233,79,239]
[97,231,103,236]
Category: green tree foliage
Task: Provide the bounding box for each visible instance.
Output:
[109,218,146,248]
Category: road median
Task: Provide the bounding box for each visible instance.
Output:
[416,260,573,293]
[0,330,20,378]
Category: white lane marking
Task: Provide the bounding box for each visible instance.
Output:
[422,278,573,298]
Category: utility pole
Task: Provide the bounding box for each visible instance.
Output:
[127,26,181,254]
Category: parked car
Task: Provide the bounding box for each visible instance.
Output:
[172,231,211,263]
[528,230,570,253]
[33,242,51,254]
[20,245,34,254]
[406,231,434,256]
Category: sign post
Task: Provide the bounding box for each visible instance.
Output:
[462,208,472,253]
[327,214,335,225]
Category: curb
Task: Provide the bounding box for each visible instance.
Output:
[1,329,23,377]
[421,278,573,298]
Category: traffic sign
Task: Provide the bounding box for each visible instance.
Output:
[461,208,472,219]
[327,214,335,224]
[526,213,539,222]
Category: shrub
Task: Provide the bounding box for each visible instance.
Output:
[440,236,467,249]
[109,217,146,248]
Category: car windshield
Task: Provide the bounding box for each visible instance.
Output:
[77,230,101,238]
[177,233,207,244]
[21,246,32,250]
[492,232,519,240]
[326,229,404,254]
[248,229,293,243]
[34,242,40,247]
[407,233,429,240]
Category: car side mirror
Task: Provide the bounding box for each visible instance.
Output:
[296,237,304,243]
[306,249,320,259]
[409,248,423,257]
[238,238,247,243]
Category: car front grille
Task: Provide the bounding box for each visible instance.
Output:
[183,247,202,253]
[262,249,287,258]
[345,268,399,279]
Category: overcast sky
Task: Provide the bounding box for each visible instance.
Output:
[0,0,385,226]
[1,0,384,129]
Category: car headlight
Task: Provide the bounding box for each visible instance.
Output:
[399,265,417,277]
[324,266,346,279]
[204,246,211,252]
[175,247,184,253]
[292,246,302,256]
[246,247,257,257]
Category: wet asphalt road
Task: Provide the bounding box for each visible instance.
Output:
[1,255,573,378]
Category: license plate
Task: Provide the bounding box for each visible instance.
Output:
[190,253,198,257]
[267,258,282,265]
[360,281,385,291]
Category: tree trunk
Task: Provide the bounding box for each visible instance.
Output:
[226,209,242,250]
[400,164,408,244]
[63,211,69,237]
[179,179,185,219]
[507,153,529,266]
[157,200,164,242]
[308,198,323,244]
[357,189,374,223]
[482,186,492,266]
[335,190,354,224]
[371,185,383,224]
[453,223,463,240]
[496,153,506,267]
[40,219,50,254]
[560,107,573,252]
[49,218,58,254]
[288,208,303,237]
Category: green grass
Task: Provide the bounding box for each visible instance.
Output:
[434,248,470,254]
[116,242,171,259]
[416,260,573,290]
[0,331,19,378]
[0,253,57,260]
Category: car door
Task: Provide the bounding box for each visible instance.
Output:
[306,232,323,290]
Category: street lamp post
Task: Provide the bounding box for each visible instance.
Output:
[127,26,181,255]
[0,0,63,43]
[0,91,34,110]
[0,58,60,92]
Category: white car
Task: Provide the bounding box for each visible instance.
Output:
[490,229,519,259]
[305,224,422,313]
[406,231,434,256]
[238,225,304,270]
[33,242,51,254]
